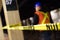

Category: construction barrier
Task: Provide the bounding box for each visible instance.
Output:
[2,23,60,30]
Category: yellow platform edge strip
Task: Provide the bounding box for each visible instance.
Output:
[2,23,60,30]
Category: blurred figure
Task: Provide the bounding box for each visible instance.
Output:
[22,18,31,26]
[50,8,60,23]
[22,20,27,26]
[29,17,34,25]
[34,2,52,40]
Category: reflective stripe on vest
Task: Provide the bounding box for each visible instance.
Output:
[35,11,50,24]
[42,12,49,24]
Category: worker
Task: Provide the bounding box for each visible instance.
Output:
[34,2,52,40]
[34,2,50,24]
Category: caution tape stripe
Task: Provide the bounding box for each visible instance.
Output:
[2,23,60,30]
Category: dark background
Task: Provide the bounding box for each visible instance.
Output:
[17,0,60,20]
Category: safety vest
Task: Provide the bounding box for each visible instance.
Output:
[35,11,50,24]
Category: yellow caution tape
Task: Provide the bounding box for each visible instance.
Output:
[2,23,60,30]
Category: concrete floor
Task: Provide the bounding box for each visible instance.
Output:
[23,31,60,40]
[4,31,60,40]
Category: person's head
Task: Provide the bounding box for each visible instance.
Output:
[35,2,41,11]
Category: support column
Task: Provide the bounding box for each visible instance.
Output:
[0,16,4,40]
[2,0,24,40]
[0,0,4,40]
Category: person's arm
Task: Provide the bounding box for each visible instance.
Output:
[29,14,39,25]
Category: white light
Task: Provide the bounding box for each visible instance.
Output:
[29,17,34,24]
[30,17,33,21]
[50,9,60,23]
[22,20,25,23]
